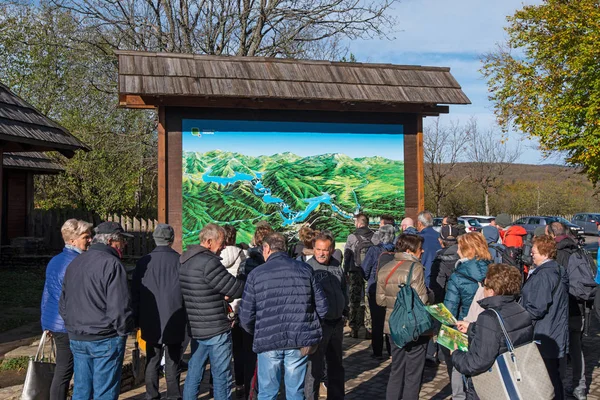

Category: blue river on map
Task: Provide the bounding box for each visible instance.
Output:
[202,168,354,225]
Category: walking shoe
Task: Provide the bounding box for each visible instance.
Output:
[567,387,587,400]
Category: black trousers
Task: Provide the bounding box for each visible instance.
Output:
[305,318,345,400]
[49,332,73,400]
[543,357,564,400]
[242,329,257,400]
[145,343,183,400]
[386,337,428,400]
[231,324,244,386]
[368,293,390,356]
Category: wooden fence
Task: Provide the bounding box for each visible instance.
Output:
[28,209,158,258]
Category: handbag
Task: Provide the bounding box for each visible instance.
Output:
[471,309,554,400]
[21,331,56,400]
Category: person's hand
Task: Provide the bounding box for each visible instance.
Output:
[224,296,230,301]
[456,320,470,334]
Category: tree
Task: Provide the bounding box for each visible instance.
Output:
[51,0,397,59]
[482,0,600,185]
[423,118,469,216]
[0,4,158,217]
[465,119,521,215]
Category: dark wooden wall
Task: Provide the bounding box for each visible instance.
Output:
[3,170,34,242]
[160,106,425,252]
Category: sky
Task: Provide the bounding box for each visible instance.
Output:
[182,119,405,160]
[347,0,549,164]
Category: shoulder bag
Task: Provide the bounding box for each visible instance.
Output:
[21,331,56,400]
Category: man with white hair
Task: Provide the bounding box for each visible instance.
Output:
[400,217,418,235]
[416,211,441,288]
[180,223,245,400]
[60,221,134,400]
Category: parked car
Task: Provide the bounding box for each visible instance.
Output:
[457,217,483,233]
[433,217,443,233]
[513,216,585,238]
[571,213,600,236]
[459,215,496,227]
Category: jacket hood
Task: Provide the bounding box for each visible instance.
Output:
[180,245,215,263]
[482,226,500,244]
[556,236,578,252]
[354,226,374,238]
[505,225,527,236]
[456,258,489,282]
[438,244,459,261]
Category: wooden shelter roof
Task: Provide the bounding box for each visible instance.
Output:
[3,152,64,174]
[116,51,470,114]
[0,82,89,157]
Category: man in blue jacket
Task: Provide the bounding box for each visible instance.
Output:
[239,233,328,400]
[60,221,134,400]
[416,211,441,287]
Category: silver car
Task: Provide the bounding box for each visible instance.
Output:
[571,213,600,236]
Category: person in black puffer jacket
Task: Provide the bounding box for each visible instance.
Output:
[452,263,534,400]
[430,225,460,304]
[180,224,245,400]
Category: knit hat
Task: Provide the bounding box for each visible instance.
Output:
[440,225,458,242]
[153,224,175,246]
[495,213,512,228]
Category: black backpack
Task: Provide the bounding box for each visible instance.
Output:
[566,248,597,302]
[351,235,374,272]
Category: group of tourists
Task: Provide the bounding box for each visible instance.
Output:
[39,209,596,400]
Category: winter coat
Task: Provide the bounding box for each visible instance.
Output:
[41,247,81,333]
[555,235,584,317]
[500,225,527,248]
[361,242,395,294]
[444,258,490,320]
[521,259,569,358]
[452,295,534,376]
[343,226,374,273]
[59,244,133,341]
[179,245,244,340]
[418,226,442,287]
[430,244,459,304]
[237,246,265,281]
[132,246,186,344]
[306,257,348,320]
[221,245,247,277]
[238,252,328,354]
[376,252,429,335]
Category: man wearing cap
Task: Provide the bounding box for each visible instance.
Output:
[60,221,134,400]
[132,224,186,400]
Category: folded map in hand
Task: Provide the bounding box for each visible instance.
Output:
[425,303,458,326]
[437,325,469,352]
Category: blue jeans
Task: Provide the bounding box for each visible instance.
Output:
[70,336,126,400]
[257,349,308,400]
[183,331,233,400]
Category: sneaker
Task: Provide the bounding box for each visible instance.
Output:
[568,387,587,400]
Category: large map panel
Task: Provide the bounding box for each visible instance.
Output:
[182,119,404,248]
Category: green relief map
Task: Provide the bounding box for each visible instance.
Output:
[181,120,405,248]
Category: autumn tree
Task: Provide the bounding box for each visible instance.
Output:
[465,119,521,216]
[423,118,469,216]
[482,0,600,185]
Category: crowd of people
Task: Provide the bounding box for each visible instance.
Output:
[39,210,596,400]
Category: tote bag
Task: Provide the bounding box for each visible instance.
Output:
[471,310,553,400]
[21,331,56,400]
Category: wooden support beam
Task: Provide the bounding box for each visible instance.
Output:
[416,116,425,212]
[157,106,167,223]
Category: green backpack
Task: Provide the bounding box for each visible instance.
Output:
[387,261,433,348]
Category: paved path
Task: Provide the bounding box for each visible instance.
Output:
[119,320,600,400]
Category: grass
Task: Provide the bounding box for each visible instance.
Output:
[0,357,29,372]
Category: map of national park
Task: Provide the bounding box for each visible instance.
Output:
[182,150,405,247]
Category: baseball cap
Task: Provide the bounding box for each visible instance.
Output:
[440,225,458,242]
[153,224,175,246]
[95,221,134,237]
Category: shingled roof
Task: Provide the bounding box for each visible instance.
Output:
[3,152,64,173]
[116,51,470,114]
[0,82,88,157]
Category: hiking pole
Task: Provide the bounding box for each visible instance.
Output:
[584,306,591,337]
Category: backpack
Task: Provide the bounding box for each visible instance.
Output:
[566,248,597,302]
[488,243,520,267]
[387,261,433,348]
[351,235,374,272]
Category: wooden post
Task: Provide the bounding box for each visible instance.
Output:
[416,116,425,212]
[158,106,167,223]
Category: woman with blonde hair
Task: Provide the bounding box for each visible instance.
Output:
[41,219,93,400]
[443,231,492,399]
